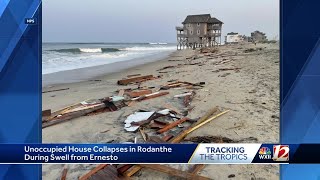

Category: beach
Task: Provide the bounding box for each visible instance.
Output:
[42,42,279,179]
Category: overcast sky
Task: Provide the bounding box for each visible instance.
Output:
[42,0,279,43]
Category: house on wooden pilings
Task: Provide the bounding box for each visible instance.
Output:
[176,14,223,50]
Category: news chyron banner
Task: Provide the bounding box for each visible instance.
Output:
[0,144,318,164]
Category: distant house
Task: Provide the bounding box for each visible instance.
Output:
[176,14,223,50]
[251,31,267,42]
[225,32,244,44]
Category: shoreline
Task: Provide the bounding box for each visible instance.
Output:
[42,50,174,87]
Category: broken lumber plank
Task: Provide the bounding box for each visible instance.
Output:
[89,165,121,180]
[174,92,193,98]
[157,117,189,134]
[127,101,136,107]
[123,165,142,177]
[131,92,169,101]
[157,65,176,71]
[127,74,141,78]
[79,164,108,180]
[61,165,68,180]
[117,75,154,85]
[125,89,152,98]
[139,128,147,141]
[118,89,125,96]
[42,109,51,117]
[117,165,133,175]
[187,110,230,135]
[122,129,174,177]
[42,88,70,93]
[184,91,195,107]
[42,104,106,128]
[147,136,166,143]
[162,134,174,142]
[170,107,219,143]
[189,164,205,174]
[139,165,210,180]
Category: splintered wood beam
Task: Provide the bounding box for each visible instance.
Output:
[123,165,142,177]
[157,117,189,134]
[131,92,169,101]
[79,164,108,180]
[42,104,106,128]
[117,75,154,85]
[118,89,125,96]
[42,88,70,93]
[61,165,68,180]
[170,106,219,143]
[125,89,152,98]
[187,110,230,134]
[139,165,210,180]
[189,164,205,174]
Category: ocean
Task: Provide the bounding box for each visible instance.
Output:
[42,43,176,74]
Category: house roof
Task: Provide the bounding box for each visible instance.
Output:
[227,32,238,35]
[182,14,211,24]
[182,14,223,24]
[208,17,223,24]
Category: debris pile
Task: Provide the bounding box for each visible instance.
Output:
[44,73,231,179]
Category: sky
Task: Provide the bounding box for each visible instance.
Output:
[42,0,279,43]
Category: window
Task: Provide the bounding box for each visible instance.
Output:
[197,30,200,34]
[190,30,193,35]
[188,24,191,27]
[197,23,200,26]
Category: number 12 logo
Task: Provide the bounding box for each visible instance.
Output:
[273,145,289,161]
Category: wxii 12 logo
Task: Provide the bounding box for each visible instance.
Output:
[272,145,289,161]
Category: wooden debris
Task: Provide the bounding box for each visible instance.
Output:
[218,67,241,71]
[157,65,176,71]
[42,103,107,128]
[162,134,174,142]
[157,117,189,134]
[149,121,166,129]
[139,165,210,180]
[117,75,154,85]
[127,101,136,107]
[79,164,108,180]
[183,91,196,107]
[147,136,166,143]
[42,109,51,117]
[61,165,68,180]
[118,89,125,96]
[174,92,193,98]
[186,136,237,143]
[185,110,230,136]
[100,129,110,133]
[170,107,219,143]
[117,165,133,175]
[123,165,142,177]
[42,88,70,93]
[132,92,169,101]
[125,89,152,98]
[89,165,120,180]
[139,128,147,141]
[160,82,186,90]
[189,164,205,174]
[127,74,141,78]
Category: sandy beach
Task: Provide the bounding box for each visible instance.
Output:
[42,42,279,179]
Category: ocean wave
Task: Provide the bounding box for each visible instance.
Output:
[122,46,176,51]
[49,48,121,53]
[149,42,168,45]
